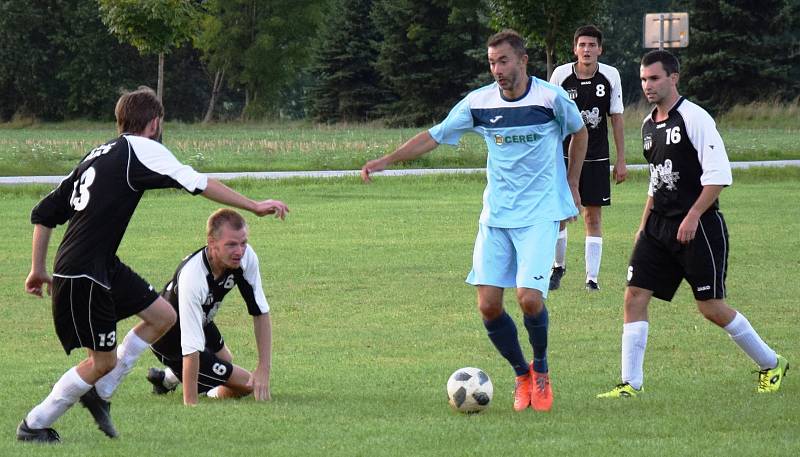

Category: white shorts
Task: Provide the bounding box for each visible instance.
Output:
[466,221,559,297]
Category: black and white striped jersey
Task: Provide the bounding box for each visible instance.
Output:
[30,135,207,288]
[550,62,623,161]
[641,97,732,218]
[154,245,269,359]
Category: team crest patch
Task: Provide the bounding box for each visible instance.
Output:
[643,134,653,151]
[567,88,578,100]
[494,134,504,145]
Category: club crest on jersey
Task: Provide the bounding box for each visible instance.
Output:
[649,159,680,191]
[581,107,601,129]
[643,134,653,151]
[567,88,578,100]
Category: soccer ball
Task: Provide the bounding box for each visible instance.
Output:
[446,367,493,413]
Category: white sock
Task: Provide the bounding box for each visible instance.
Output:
[163,367,180,389]
[724,312,777,370]
[621,321,649,390]
[585,236,603,282]
[206,386,221,398]
[554,229,568,268]
[94,330,150,400]
[26,367,92,429]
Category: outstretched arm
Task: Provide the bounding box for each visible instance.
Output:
[202,178,289,219]
[25,224,53,297]
[361,131,440,182]
[248,313,272,401]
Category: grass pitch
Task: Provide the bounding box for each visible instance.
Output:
[1,170,798,456]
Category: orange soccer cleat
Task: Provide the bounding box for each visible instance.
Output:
[513,372,532,411]
[531,370,553,412]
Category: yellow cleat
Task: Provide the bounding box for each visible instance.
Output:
[757,355,789,393]
[596,382,642,398]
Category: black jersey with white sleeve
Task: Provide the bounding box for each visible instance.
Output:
[550,62,623,161]
[30,135,207,288]
[641,97,732,218]
[153,245,269,359]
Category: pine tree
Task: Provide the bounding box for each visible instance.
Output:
[682,0,800,112]
[307,0,386,123]
[371,0,490,127]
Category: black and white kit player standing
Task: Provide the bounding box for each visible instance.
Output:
[597,50,788,398]
[147,208,272,406]
[18,87,288,443]
[548,25,627,291]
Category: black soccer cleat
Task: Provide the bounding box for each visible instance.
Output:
[16,419,60,444]
[79,387,118,438]
[549,266,565,290]
[585,280,600,291]
[146,367,176,395]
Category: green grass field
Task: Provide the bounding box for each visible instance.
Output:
[0,110,798,176]
[1,170,798,456]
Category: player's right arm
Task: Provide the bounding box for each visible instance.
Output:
[25,224,53,297]
[636,195,654,244]
[27,169,79,297]
[177,261,210,406]
[201,178,288,219]
[182,351,200,406]
[362,96,474,183]
[361,131,439,182]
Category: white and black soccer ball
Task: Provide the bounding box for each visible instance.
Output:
[446,367,493,413]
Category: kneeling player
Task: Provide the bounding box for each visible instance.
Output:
[147,208,272,405]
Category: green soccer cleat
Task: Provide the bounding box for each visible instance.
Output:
[757,355,789,393]
[596,382,642,398]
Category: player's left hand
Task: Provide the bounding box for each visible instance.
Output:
[613,161,628,184]
[253,199,289,219]
[677,214,700,244]
[248,367,271,401]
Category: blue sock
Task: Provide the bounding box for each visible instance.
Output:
[523,307,548,373]
[484,311,529,376]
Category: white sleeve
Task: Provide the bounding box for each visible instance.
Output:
[177,265,209,355]
[605,65,624,114]
[549,63,572,86]
[125,135,208,193]
[241,246,270,314]
[683,106,732,186]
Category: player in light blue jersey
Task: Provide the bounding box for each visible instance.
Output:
[362,30,587,412]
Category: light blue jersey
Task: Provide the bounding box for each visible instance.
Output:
[429,77,584,228]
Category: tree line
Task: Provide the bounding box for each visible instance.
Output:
[1,0,797,125]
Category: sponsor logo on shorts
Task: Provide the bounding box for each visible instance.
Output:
[602,197,610,202]
[696,285,711,292]
[627,266,633,281]
[533,275,544,280]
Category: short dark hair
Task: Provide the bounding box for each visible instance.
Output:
[574,25,603,47]
[487,29,527,57]
[207,208,247,239]
[641,50,680,75]
[114,86,164,134]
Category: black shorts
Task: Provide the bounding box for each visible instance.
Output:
[565,157,611,206]
[151,321,231,394]
[627,210,729,301]
[52,260,159,354]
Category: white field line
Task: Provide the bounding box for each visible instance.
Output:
[1,160,798,185]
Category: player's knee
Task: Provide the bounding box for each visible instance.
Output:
[92,355,117,376]
[518,294,544,316]
[478,301,503,321]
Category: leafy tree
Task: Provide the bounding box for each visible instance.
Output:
[97,0,200,101]
[306,0,387,123]
[195,0,323,119]
[490,0,598,80]
[371,0,490,126]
